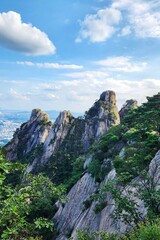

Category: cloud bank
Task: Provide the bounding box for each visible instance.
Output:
[95,56,147,72]
[0,11,55,55]
[77,0,160,42]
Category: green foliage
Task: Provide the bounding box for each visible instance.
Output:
[113,132,160,183]
[93,180,143,225]
[93,168,160,226]
[83,198,93,209]
[91,125,125,160]
[89,93,160,185]
[124,93,160,132]
[0,153,65,240]
[66,156,85,189]
[70,229,118,240]
[87,158,112,183]
[123,220,160,240]
[2,93,160,239]
[137,170,160,218]
[71,220,160,240]
[42,118,85,184]
[88,159,101,182]
[94,201,107,213]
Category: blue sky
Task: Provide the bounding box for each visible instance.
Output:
[0,0,160,112]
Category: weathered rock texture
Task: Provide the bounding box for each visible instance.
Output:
[149,150,160,190]
[54,150,160,240]
[4,90,160,240]
[83,91,120,150]
[6,91,120,176]
[5,109,52,161]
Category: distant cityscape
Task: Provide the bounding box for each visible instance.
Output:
[0,110,31,146]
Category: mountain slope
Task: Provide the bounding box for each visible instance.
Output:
[5,90,120,184]
[3,91,160,240]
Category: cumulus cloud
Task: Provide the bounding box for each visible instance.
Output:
[77,7,122,42]
[0,11,55,55]
[63,77,159,109]
[112,0,160,38]
[16,61,83,70]
[120,26,131,36]
[2,72,159,112]
[10,88,30,100]
[95,56,147,72]
[77,0,160,42]
[33,69,160,111]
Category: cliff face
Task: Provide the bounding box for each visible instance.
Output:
[54,151,160,240]
[5,109,52,162]
[6,91,120,176]
[83,91,120,151]
[4,90,160,239]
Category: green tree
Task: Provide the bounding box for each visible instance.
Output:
[0,153,65,240]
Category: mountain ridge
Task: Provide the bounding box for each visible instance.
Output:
[3,90,160,239]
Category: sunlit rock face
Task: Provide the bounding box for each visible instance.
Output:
[83,90,120,151]
[4,90,160,240]
[5,109,52,161]
[6,90,120,173]
[54,150,160,240]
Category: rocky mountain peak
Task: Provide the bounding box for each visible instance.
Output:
[30,108,50,124]
[55,110,73,126]
[86,90,119,123]
[5,108,52,162]
[5,90,120,173]
[83,91,120,150]
[100,90,116,101]
[119,99,138,121]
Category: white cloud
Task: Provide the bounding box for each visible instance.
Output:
[58,77,160,110]
[77,7,122,42]
[16,61,83,70]
[112,0,160,38]
[131,12,160,38]
[0,11,55,55]
[78,0,160,42]
[10,88,30,100]
[95,56,147,72]
[64,70,109,79]
[45,93,58,100]
[120,26,131,36]
[32,67,160,111]
[36,83,62,92]
[2,73,159,112]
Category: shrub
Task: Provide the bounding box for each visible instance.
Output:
[123,220,160,240]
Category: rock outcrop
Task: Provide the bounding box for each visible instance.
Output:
[26,110,74,173]
[5,109,52,161]
[54,150,160,239]
[83,91,120,151]
[149,150,160,190]
[4,90,159,240]
[6,91,120,175]
[119,99,138,121]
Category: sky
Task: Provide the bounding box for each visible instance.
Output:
[0,0,160,113]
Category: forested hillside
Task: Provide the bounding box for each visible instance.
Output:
[0,91,159,240]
